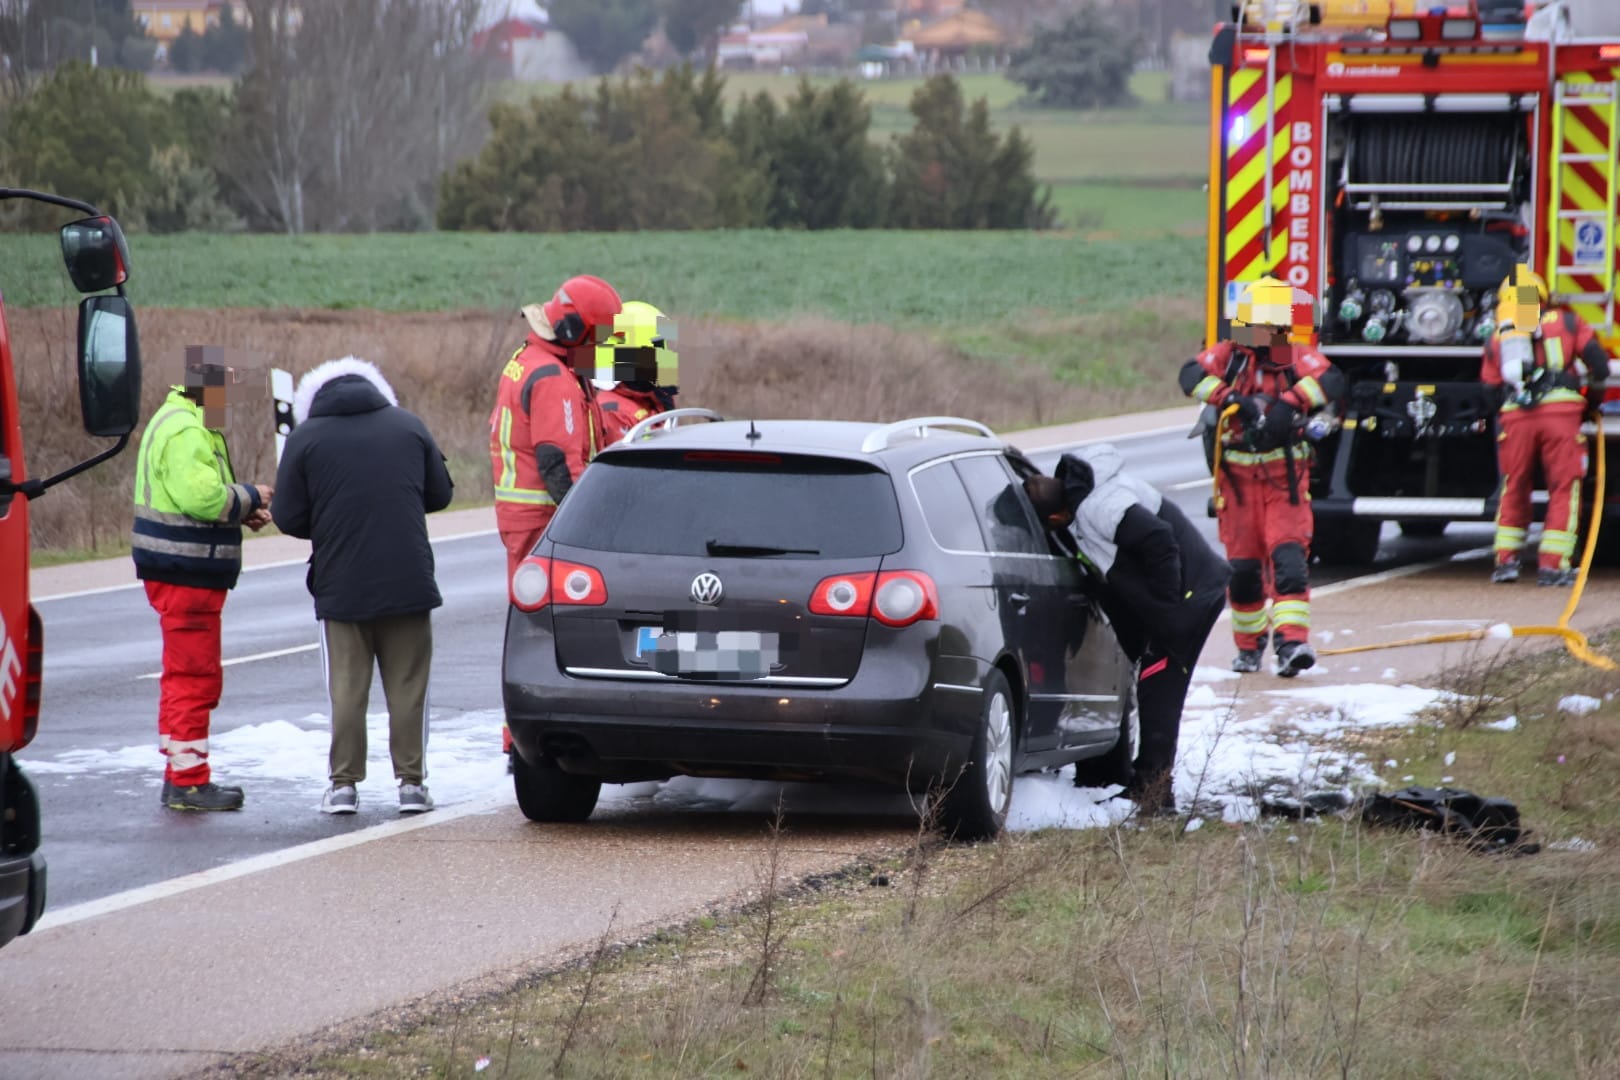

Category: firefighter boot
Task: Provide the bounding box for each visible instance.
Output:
[1537,567,1577,587]
[1275,640,1316,679]
[1492,561,1520,584]
[163,780,246,811]
[1231,631,1267,674]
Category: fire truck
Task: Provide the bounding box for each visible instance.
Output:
[1205,1,1620,564]
[0,190,142,949]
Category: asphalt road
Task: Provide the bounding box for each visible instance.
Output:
[23,424,1494,910]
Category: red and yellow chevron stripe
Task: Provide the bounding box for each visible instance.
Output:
[1549,70,1618,335]
[1224,69,1294,285]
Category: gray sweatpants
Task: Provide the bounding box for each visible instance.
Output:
[320,613,432,787]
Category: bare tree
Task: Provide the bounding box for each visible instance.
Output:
[223,0,495,233]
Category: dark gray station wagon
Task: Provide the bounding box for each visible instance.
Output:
[502,413,1138,839]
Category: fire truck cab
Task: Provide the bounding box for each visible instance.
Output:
[0,190,142,949]
[1206,1,1620,564]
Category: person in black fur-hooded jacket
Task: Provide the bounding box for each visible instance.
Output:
[1025,444,1229,812]
[273,356,453,817]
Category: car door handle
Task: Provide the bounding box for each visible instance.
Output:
[1008,592,1031,610]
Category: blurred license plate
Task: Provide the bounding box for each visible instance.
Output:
[648,630,780,680]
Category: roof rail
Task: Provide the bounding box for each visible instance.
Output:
[618,407,726,445]
[859,416,996,454]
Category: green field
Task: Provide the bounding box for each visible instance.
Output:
[1,230,1207,326]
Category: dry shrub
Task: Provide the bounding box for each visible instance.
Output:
[11,307,1125,555]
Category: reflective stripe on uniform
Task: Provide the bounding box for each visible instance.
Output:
[1219,446,1298,466]
[131,534,241,561]
[1295,376,1327,409]
[165,737,209,772]
[497,407,517,492]
[1231,606,1270,635]
[1194,375,1223,403]
[1272,600,1310,629]
[494,486,557,506]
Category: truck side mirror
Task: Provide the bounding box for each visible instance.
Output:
[59,215,131,294]
[77,295,141,438]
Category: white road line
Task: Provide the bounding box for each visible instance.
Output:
[1017,421,1196,452]
[1169,477,1210,491]
[137,642,319,680]
[32,796,510,932]
[34,528,500,603]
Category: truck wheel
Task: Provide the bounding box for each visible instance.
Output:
[1398,519,1447,539]
[1312,517,1381,567]
[938,670,1015,842]
[512,748,601,823]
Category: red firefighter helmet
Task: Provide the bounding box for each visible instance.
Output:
[522,275,623,347]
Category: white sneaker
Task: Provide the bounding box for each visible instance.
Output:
[398,783,434,814]
[321,784,358,814]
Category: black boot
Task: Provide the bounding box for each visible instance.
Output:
[1275,640,1317,679]
[163,780,245,811]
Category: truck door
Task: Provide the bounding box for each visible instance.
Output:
[1547,73,1618,342]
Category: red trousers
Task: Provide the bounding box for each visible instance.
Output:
[1216,459,1314,650]
[498,511,553,754]
[1494,403,1586,571]
[145,581,226,785]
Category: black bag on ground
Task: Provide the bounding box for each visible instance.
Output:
[1361,786,1533,854]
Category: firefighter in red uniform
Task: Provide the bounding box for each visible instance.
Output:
[490,274,621,580]
[490,275,620,762]
[594,300,679,445]
[1179,277,1345,677]
[1482,265,1611,585]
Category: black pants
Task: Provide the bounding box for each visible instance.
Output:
[1129,595,1223,801]
[1133,656,1193,792]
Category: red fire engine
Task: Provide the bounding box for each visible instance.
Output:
[0,190,142,949]
[1205,1,1620,563]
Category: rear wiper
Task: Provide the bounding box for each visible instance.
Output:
[705,539,821,557]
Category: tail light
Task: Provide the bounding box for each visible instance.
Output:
[809,572,876,616]
[809,571,938,628]
[510,557,608,611]
[22,605,42,748]
[872,571,939,627]
[553,559,607,606]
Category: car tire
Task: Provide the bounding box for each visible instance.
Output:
[512,748,601,823]
[1072,676,1139,789]
[938,669,1016,842]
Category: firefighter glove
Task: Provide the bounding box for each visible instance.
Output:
[1234,393,1269,427]
[1262,400,1299,444]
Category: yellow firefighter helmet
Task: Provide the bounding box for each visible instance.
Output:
[1232,276,1317,344]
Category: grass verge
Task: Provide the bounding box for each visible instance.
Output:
[223,635,1620,1079]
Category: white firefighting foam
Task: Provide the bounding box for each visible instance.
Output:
[24,670,1458,829]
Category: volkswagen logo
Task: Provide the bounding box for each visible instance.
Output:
[690,572,724,606]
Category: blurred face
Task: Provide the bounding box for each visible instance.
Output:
[178,345,266,428]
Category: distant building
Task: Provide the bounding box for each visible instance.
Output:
[473,16,592,83]
[131,1,240,44]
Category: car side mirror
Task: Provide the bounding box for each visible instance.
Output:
[59,215,131,294]
[77,294,141,437]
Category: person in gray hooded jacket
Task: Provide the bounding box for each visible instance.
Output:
[1024,444,1229,811]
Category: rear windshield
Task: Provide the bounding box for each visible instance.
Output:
[549,451,904,558]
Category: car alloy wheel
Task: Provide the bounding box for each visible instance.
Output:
[982,687,1013,813]
[939,669,1016,842]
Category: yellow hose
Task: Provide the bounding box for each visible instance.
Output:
[1318,415,1614,670]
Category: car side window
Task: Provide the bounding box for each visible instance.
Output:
[910,461,987,552]
[953,455,1046,555]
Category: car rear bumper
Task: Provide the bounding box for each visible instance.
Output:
[504,653,987,789]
